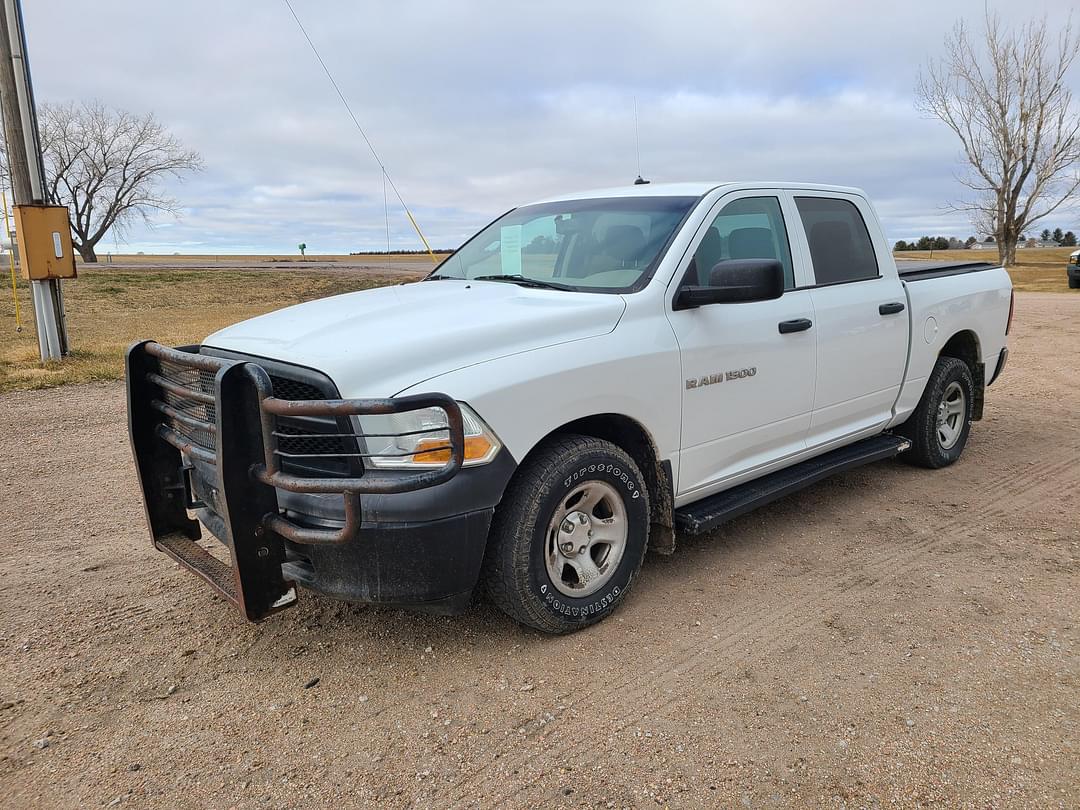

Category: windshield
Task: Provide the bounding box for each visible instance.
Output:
[431,196,698,292]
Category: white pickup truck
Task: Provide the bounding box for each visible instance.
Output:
[127,182,1013,633]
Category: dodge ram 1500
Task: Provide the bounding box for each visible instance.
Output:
[127,182,1013,633]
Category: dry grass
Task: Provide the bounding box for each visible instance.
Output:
[895,246,1076,293]
[0,246,1074,393]
[0,265,419,393]
[96,253,450,266]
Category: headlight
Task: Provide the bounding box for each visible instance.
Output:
[357,403,502,469]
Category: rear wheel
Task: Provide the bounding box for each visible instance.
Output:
[898,356,975,468]
[483,435,650,634]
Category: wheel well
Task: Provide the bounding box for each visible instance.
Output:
[544,414,676,554]
[940,330,980,371]
[939,330,985,420]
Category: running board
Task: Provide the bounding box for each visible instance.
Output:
[674,434,911,536]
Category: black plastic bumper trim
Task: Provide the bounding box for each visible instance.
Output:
[282,509,495,612]
[988,347,1008,387]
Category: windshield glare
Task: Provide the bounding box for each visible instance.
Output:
[432,196,697,292]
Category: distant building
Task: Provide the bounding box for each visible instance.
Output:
[972,238,1057,249]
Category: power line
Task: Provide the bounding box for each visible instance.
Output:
[382,169,390,272]
[280,0,437,261]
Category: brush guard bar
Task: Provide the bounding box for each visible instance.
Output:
[126,340,465,620]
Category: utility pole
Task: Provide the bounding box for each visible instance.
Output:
[0,0,66,360]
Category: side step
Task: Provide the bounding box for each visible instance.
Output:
[674,434,911,536]
[156,531,299,617]
[157,532,238,604]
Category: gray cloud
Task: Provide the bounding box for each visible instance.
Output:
[23,0,1080,252]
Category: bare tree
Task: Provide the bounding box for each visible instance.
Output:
[1,101,202,262]
[917,14,1080,267]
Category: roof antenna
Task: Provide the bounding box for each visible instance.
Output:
[633,96,649,185]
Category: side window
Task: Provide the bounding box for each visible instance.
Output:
[794,196,879,285]
[690,196,794,289]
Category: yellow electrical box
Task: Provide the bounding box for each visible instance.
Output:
[13,204,77,280]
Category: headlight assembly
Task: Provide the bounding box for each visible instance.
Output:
[356,403,502,469]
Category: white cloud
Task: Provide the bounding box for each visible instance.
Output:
[21,0,1080,252]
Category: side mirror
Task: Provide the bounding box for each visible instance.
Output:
[674,258,784,310]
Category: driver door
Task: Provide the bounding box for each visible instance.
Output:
[667,193,816,501]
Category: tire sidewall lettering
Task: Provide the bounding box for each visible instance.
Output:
[542,454,647,622]
[564,462,637,495]
[542,583,622,617]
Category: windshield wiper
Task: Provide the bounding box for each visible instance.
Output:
[423,273,460,281]
[472,274,574,291]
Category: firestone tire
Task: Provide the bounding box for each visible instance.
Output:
[898,356,975,469]
[483,434,650,634]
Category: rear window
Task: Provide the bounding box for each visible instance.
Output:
[795,197,879,285]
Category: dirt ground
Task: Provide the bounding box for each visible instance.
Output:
[0,292,1077,809]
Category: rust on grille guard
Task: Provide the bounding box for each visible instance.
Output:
[125,340,466,620]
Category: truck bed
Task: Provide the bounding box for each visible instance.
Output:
[896,260,998,281]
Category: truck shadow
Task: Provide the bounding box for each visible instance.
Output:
[260,456,922,653]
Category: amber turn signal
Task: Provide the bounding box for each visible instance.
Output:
[411,435,495,465]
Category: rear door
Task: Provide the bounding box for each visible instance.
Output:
[790,193,908,447]
[667,192,816,501]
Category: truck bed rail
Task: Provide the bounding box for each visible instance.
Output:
[895,260,997,280]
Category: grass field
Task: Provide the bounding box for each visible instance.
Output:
[91,253,449,267]
[896,246,1075,292]
[0,264,425,393]
[0,248,1074,393]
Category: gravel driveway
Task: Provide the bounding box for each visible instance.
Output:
[0,292,1077,808]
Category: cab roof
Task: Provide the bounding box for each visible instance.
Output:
[528,181,866,205]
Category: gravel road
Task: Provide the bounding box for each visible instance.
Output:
[0,292,1077,808]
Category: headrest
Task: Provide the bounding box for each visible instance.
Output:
[603,225,646,262]
[728,227,777,259]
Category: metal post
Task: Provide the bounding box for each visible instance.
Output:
[0,0,65,360]
[1,188,20,330]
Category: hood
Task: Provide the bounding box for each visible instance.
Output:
[203,279,626,397]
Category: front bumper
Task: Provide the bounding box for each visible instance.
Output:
[282,510,495,614]
[125,341,495,621]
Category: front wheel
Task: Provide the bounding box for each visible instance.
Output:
[1069,275,1080,289]
[483,435,650,633]
[898,355,975,468]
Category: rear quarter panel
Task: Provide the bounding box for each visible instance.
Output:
[889,267,1012,426]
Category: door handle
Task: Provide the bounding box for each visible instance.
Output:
[778,318,813,334]
[879,302,906,315]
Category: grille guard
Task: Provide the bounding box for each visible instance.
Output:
[126,340,466,620]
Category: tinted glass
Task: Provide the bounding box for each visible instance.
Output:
[795,196,879,285]
[433,196,697,292]
[689,196,794,289]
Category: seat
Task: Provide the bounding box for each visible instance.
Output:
[728,227,777,260]
[572,225,646,278]
[808,221,854,284]
[602,225,646,264]
[693,227,725,283]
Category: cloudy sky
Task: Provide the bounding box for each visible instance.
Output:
[23,0,1080,254]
